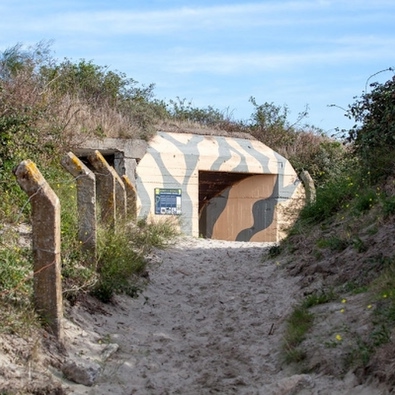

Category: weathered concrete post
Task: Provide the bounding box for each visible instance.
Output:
[13,160,63,342]
[61,152,97,263]
[88,150,126,225]
[300,170,316,204]
[114,171,127,221]
[122,175,137,221]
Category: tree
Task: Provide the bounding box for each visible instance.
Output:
[346,72,395,181]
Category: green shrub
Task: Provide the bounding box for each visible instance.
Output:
[371,263,395,322]
[93,224,147,302]
[346,74,395,182]
[283,306,313,362]
[342,264,395,371]
[344,336,374,370]
[0,176,28,223]
[0,228,36,335]
[352,236,368,253]
[353,189,378,214]
[302,289,337,308]
[0,246,32,301]
[316,236,350,252]
[165,97,228,126]
[267,245,282,258]
[288,135,348,187]
[382,195,395,217]
[341,281,368,295]
[299,174,356,224]
[131,217,180,252]
[93,218,179,303]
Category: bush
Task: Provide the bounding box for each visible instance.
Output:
[283,305,314,363]
[131,217,180,251]
[316,236,350,252]
[286,134,347,186]
[247,98,347,188]
[302,289,337,308]
[299,173,357,224]
[0,226,37,335]
[165,97,229,126]
[93,225,146,302]
[353,189,378,214]
[93,218,179,303]
[381,195,395,218]
[42,58,166,140]
[248,98,297,151]
[346,73,395,182]
[0,244,32,301]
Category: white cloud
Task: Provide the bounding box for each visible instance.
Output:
[155,40,395,75]
[16,0,392,36]
[1,0,393,49]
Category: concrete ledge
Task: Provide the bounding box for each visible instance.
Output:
[73,138,148,160]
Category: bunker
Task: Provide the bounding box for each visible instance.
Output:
[136,132,303,242]
[76,131,304,242]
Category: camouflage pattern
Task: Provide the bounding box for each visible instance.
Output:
[136,132,304,242]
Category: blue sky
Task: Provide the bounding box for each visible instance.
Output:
[1,0,394,134]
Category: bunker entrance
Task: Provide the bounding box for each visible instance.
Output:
[199,171,252,212]
[199,170,256,239]
[198,170,278,242]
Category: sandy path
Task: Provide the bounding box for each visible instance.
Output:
[62,237,382,395]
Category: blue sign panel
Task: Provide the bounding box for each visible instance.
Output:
[155,188,182,215]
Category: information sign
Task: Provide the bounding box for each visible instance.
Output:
[154,188,182,215]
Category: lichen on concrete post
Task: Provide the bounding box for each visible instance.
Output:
[88,150,126,225]
[61,152,97,263]
[122,175,137,221]
[13,159,63,342]
[88,150,116,225]
[300,170,316,204]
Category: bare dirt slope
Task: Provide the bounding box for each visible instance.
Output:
[57,236,385,395]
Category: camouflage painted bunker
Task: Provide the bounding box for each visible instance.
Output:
[135,132,304,242]
[76,131,304,242]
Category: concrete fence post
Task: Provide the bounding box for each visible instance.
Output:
[13,160,63,342]
[300,170,316,204]
[122,175,137,221]
[88,150,126,225]
[114,170,127,221]
[61,152,97,263]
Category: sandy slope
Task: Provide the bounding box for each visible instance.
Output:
[61,237,385,395]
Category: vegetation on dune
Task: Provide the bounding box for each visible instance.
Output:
[279,69,395,387]
[1,41,395,389]
[0,42,181,329]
